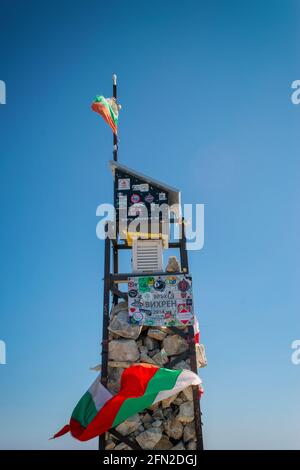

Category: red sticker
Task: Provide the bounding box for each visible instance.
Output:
[131,194,141,203]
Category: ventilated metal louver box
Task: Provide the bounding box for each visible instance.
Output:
[132,239,163,273]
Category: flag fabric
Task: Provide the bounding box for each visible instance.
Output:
[91,95,119,135]
[194,316,200,344]
[52,364,201,442]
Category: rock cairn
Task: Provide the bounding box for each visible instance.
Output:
[104,301,206,450]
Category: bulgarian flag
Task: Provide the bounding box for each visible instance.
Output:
[52,364,201,441]
[91,95,119,135]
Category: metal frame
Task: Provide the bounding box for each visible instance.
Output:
[99,220,204,450]
[98,75,203,450]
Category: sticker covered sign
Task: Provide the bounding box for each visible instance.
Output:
[128,275,194,326]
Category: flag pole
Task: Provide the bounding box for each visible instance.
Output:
[112,74,118,162]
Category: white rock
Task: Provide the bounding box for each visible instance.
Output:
[114,442,130,450]
[135,428,162,450]
[108,303,142,339]
[140,353,157,365]
[109,339,140,362]
[164,417,183,440]
[183,422,196,442]
[144,336,159,351]
[177,401,194,424]
[163,335,189,356]
[161,393,178,408]
[152,349,169,366]
[115,414,141,435]
[147,328,167,341]
[152,419,163,428]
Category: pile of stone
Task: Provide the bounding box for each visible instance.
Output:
[105,301,207,450]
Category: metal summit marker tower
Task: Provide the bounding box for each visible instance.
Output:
[98,75,204,451]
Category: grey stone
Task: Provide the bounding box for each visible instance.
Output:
[173,360,190,370]
[164,417,183,440]
[109,339,140,362]
[177,401,194,424]
[152,408,164,420]
[183,422,196,442]
[108,304,142,339]
[105,440,116,450]
[135,428,162,450]
[140,353,157,365]
[152,419,163,428]
[114,442,130,450]
[187,440,197,450]
[162,393,178,408]
[163,335,189,356]
[171,441,186,450]
[115,414,142,436]
[107,366,124,394]
[144,336,159,351]
[141,413,152,425]
[154,435,173,450]
[152,349,169,366]
[147,328,167,341]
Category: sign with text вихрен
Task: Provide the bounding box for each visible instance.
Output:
[128,274,194,326]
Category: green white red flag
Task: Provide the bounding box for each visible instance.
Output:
[52,364,201,441]
[91,95,119,135]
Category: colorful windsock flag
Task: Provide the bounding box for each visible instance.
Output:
[52,364,201,441]
[91,95,119,135]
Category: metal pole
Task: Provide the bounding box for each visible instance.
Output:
[113,74,118,162]
[99,228,111,450]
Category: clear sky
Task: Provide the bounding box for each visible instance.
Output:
[0,0,299,450]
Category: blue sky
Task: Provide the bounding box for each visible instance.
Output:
[0,0,299,449]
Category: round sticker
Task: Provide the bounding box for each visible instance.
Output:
[153,279,166,291]
[133,311,143,322]
[144,193,154,203]
[131,194,141,203]
[128,289,138,298]
[178,279,190,292]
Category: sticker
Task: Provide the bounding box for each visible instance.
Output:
[132,183,149,192]
[166,276,177,285]
[128,289,138,298]
[142,292,152,302]
[131,194,141,204]
[128,203,145,216]
[144,193,154,204]
[178,279,190,292]
[133,311,143,322]
[177,304,191,314]
[138,277,151,293]
[153,279,166,291]
[159,192,167,200]
[118,178,130,190]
